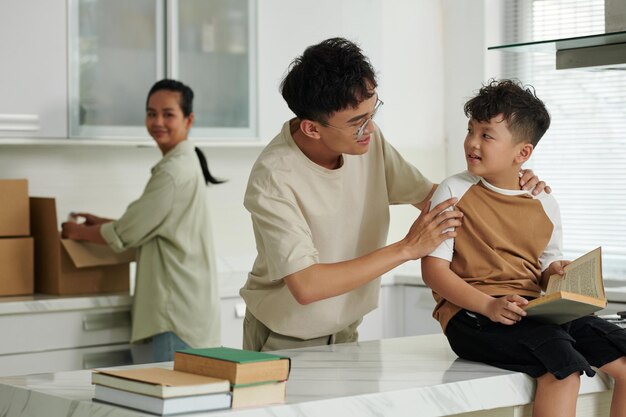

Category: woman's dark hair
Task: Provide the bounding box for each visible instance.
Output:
[280,37,378,123]
[147,79,194,117]
[464,79,551,147]
[147,79,226,185]
[194,147,226,185]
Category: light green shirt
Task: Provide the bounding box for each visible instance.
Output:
[101,140,220,347]
[241,121,433,339]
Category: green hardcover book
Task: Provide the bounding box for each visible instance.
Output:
[173,347,291,385]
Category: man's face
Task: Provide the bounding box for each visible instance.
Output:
[317,93,381,156]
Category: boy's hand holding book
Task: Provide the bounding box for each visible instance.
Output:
[540,259,571,290]
[525,247,606,324]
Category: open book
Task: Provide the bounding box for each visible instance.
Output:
[524,247,606,324]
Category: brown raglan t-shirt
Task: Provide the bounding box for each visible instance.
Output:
[427,171,563,332]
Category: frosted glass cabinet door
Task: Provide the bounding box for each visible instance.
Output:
[69,0,256,140]
[69,0,161,138]
[176,0,256,138]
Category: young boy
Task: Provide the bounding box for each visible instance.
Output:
[421,79,626,417]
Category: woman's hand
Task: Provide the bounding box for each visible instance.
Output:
[483,294,529,325]
[61,219,107,244]
[61,221,84,240]
[69,212,111,226]
[519,168,551,195]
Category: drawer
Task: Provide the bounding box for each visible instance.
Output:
[0,307,131,355]
[0,343,132,377]
[220,296,245,349]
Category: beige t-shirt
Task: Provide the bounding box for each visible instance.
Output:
[101,140,221,347]
[240,120,433,339]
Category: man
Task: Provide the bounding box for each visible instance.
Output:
[240,38,544,351]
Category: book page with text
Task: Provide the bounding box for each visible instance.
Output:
[545,247,603,298]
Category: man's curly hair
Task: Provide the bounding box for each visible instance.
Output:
[280,38,377,123]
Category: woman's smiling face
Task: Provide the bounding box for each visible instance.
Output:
[145,90,194,154]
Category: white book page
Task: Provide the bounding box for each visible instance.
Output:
[546,247,603,298]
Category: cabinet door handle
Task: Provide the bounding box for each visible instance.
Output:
[82,349,133,369]
[83,311,131,331]
[235,303,246,318]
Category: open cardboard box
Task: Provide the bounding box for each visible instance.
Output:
[30,197,135,295]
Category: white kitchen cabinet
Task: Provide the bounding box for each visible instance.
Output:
[0,308,131,356]
[402,286,442,336]
[0,0,67,138]
[365,284,441,341]
[378,285,441,339]
[220,296,246,348]
[219,291,387,347]
[358,288,384,341]
[0,304,132,377]
[0,344,132,378]
[603,301,626,316]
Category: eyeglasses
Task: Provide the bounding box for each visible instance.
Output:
[323,98,384,141]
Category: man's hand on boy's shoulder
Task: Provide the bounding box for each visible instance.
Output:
[519,168,552,195]
[483,294,529,325]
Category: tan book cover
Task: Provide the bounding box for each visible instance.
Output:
[524,247,606,324]
[92,367,229,398]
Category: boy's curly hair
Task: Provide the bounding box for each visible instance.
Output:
[464,79,550,147]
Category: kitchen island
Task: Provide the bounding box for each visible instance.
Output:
[0,334,613,417]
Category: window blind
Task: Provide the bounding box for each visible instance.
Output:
[496,0,626,279]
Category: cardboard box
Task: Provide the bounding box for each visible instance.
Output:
[0,237,34,296]
[0,179,30,237]
[30,197,135,295]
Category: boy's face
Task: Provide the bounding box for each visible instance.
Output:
[464,115,532,188]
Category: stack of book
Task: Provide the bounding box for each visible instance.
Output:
[174,346,291,408]
[91,367,231,415]
[91,347,291,414]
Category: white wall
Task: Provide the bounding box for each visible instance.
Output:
[442,0,505,176]
[0,1,452,268]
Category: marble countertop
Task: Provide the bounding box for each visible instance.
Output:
[0,270,248,315]
[0,334,612,417]
[1,261,624,316]
[390,262,626,303]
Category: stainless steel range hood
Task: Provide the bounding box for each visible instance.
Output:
[488,31,626,71]
[488,0,626,70]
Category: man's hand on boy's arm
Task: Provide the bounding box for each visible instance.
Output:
[539,260,572,290]
[422,256,528,325]
[519,168,551,195]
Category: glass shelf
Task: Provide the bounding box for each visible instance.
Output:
[488,30,626,53]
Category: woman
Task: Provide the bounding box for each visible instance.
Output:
[62,79,224,363]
